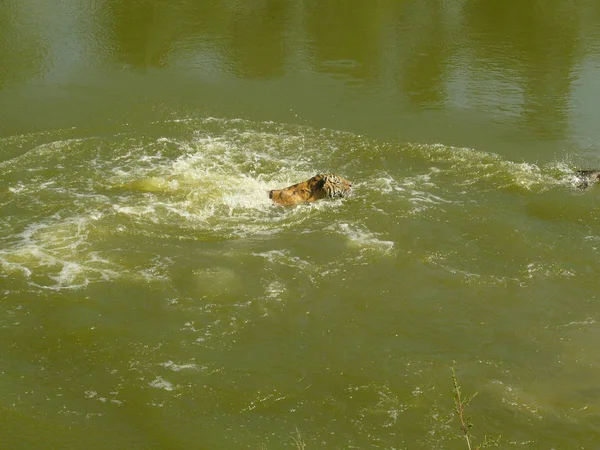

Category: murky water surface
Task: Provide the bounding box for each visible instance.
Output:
[2,1,600,448]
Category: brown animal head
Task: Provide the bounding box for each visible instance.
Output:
[269,173,352,206]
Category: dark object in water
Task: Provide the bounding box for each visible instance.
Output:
[575,170,600,189]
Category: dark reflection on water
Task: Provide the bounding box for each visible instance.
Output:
[106,0,171,70]
[464,0,582,139]
[394,2,450,108]
[227,0,288,78]
[1,0,599,149]
[305,0,383,81]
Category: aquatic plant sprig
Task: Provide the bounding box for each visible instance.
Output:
[451,368,501,449]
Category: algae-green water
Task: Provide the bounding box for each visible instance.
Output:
[2,1,600,448]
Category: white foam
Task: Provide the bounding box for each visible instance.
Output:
[0,213,123,290]
[253,250,315,271]
[370,176,407,193]
[159,361,199,372]
[265,281,287,301]
[12,118,564,293]
[148,376,175,391]
[328,223,395,254]
[524,262,575,279]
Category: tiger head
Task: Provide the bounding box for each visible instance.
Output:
[269,173,352,206]
[311,173,353,199]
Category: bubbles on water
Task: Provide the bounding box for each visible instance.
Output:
[0,118,362,290]
[148,376,175,391]
[0,213,120,290]
[264,281,286,302]
[402,142,579,192]
[523,261,576,280]
[0,116,590,295]
[326,223,395,254]
[159,361,200,372]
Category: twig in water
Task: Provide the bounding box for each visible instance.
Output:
[291,427,306,450]
[451,367,500,449]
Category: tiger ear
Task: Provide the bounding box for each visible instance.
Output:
[315,176,327,189]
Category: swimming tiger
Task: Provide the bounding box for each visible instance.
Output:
[269,173,352,206]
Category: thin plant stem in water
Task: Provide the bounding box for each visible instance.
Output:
[451,367,500,449]
[291,427,306,450]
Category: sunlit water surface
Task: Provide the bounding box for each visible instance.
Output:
[2,0,600,448]
[2,118,600,448]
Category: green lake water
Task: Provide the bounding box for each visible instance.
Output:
[2,1,600,448]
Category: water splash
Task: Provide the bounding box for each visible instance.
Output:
[0,117,585,292]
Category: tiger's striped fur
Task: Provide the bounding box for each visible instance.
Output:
[269,173,352,206]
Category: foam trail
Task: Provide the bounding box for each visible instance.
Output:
[0,117,582,292]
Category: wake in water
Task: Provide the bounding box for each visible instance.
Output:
[0,117,593,291]
[0,118,379,290]
[3,118,600,450]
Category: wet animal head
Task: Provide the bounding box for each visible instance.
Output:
[269,173,352,205]
[310,173,353,199]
